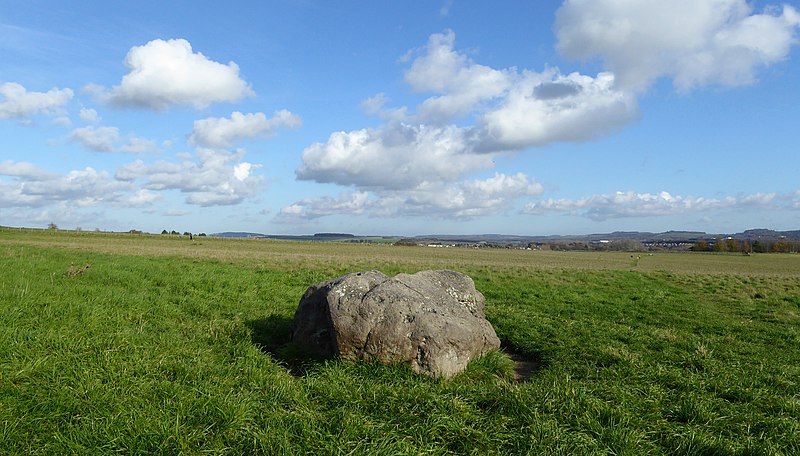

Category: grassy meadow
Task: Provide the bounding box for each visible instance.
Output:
[1,227,799,454]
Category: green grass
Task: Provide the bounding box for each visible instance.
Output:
[1,228,799,454]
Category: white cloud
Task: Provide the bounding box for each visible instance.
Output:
[377,172,544,219]
[0,162,149,209]
[116,149,263,206]
[404,30,511,123]
[555,0,800,92]
[125,189,160,207]
[464,172,544,199]
[233,162,252,181]
[95,38,254,110]
[360,93,390,115]
[21,167,134,207]
[67,126,155,154]
[278,191,371,221]
[360,93,408,122]
[1,204,106,230]
[68,126,119,152]
[0,160,56,180]
[188,110,301,148]
[279,172,542,222]
[79,108,100,123]
[118,135,157,154]
[524,190,790,221]
[0,82,73,120]
[296,123,493,190]
[739,192,778,206]
[477,70,638,150]
[297,30,638,192]
[52,115,71,127]
[0,152,258,212]
[0,182,45,208]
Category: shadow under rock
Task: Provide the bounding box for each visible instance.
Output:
[499,338,546,383]
[247,314,546,382]
[245,313,322,377]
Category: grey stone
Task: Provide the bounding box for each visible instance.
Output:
[292,270,500,378]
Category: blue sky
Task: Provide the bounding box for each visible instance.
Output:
[1,1,799,236]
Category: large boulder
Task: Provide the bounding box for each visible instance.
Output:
[292,270,500,378]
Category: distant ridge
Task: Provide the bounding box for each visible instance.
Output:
[411,229,800,244]
[212,232,358,241]
[211,229,799,243]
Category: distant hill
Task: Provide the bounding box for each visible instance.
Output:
[411,229,800,244]
[737,229,800,240]
[211,229,799,244]
[212,232,357,241]
[311,233,355,239]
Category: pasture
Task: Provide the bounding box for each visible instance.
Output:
[1,227,799,454]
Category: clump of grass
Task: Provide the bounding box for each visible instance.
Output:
[666,395,713,424]
[652,327,679,343]
[694,342,713,360]
[456,350,516,384]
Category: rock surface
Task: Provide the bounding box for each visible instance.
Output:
[292,270,500,378]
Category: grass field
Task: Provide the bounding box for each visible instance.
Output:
[1,227,799,454]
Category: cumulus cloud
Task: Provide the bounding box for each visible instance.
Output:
[115,149,263,206]
[19,167,134,207]
[67,126,156,154]
[360,93,408,122]
[93,38,254,110]
[477,70,638,150]
[404,30,512,123]
[0,161,149,209]
[296,123,493,190]
[279,191,371,221]
[125,189,160,207]
[79,108,100,123]
[1,204,106,230]
[279,172,543,222]
[298,31,638,194]
[0,82,73,120]
[376,172,544,218]
[555,0,800,92]
[67,126,119,152]
[189,110,302,148]
[360,92,390,115]
[524,190,789,221]
[0,160,57,180]
[0,183,48,208]
[0,152,256,211]
[118,135,157,154]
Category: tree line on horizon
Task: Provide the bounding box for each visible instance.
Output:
[160,230,207,237]
[691,238,800,254]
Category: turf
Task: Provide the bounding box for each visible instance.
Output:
[1,228,798,454]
